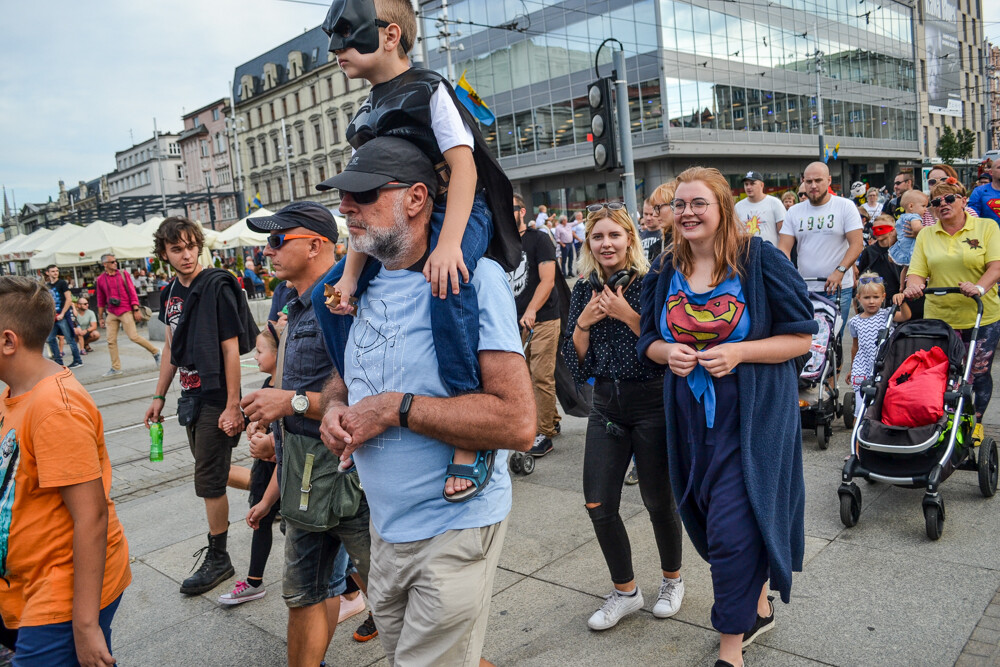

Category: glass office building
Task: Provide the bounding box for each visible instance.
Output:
[419,0,921,207]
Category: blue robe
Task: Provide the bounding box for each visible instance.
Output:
[636,237,817,603]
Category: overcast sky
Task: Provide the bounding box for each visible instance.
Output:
[2,0,999,209]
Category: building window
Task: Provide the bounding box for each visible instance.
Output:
[176,165,184,179]
[294,92,301,112]
[290,173,297,197]
[212,108,220,121]
[327,77,334,98]
[282,98,288,117]
[277,179,284,201]
[273,136,282,159]
[269,102,276,120]
[334,161,342,174]
[193,117,201,128]
[200,139,210,157]
[318,165,326,182]
[215,133,225,154]
[257,108,263,126]
[297,128,306,154]
[313,123,322,148]
[265,181,273,202]
[302,170,310,194]
[310,85,317,107]
[260,142,268,164]
[222,198,235,219]
[330,118,340,144]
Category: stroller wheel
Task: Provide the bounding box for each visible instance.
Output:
[817,424,831,450]
[843,392,856,429]
[509,453,524,474]
[521,454,535,475]
[978,437,998,498]
[839,489,861,527]
[924,502,944,541]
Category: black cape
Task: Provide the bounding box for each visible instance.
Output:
[347,67,520,271]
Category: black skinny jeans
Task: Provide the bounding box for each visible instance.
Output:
[584,377,683,584]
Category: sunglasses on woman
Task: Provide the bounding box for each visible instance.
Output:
[266,233,329,249]
[586,202,626,213]
[930,194,960,208]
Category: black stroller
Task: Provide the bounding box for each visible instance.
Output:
[799,283,844,449]
[838,288,998,540]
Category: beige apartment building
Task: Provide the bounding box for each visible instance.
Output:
[913,0,988,175]
[232,26,371,212]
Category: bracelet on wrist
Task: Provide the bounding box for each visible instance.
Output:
[153,395,166,402]
[576,323,590,332]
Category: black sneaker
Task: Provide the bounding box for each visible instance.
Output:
[714,661,737,667]
[741,595,774,648]
[180,533,235,595]
[353,612,378,642]
[528,434,553,457]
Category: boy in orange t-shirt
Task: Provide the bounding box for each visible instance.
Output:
[0,276,130,665]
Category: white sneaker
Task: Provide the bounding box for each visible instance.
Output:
[338,592,367,623]
[587,587,644,631]
[652,576,684,618]
[218,580,266,605]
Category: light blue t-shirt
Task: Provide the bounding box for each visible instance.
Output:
[345,258,523,543]
[889,213,922,266]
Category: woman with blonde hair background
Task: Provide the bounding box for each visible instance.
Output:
[638,167,816,667]
[562,202,685,631]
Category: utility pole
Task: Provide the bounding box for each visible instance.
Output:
[153,117,168,215]
[280,118,295,203]
[814,41,825,161]
[435,0,463,84]
[612,49,638,226]
[227,81,246,215]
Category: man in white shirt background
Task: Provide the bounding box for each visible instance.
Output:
[778,161,864,335]
[734,171,785,246]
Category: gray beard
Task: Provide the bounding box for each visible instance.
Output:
[347,196,412,265]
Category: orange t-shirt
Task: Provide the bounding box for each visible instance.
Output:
[0,368,131,628]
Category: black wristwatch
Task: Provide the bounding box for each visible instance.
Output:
[399,393,414,429]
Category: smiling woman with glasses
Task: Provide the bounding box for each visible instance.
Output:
[637,166,816,667]
[902,179,1000,421]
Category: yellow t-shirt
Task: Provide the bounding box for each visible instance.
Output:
[0,369,131,628]
[909,214,1000,329]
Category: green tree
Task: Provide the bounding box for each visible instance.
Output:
[937,126,959,164]
[937,127,977,164]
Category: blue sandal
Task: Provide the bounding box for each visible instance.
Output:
[443,450,496,503]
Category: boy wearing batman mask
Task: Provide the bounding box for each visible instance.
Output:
[316,0,520,502]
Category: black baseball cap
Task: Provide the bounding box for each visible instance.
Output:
[316,136,437,195]
[742,171,765,183]
[246,201,338,243]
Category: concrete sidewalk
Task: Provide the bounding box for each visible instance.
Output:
[47,332,1000,666]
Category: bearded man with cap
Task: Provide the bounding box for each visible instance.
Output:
[239,202,373,667]
[316,136,535,666]
[734,171,785,246]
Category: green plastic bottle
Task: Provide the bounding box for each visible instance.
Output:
[149,422,163,462]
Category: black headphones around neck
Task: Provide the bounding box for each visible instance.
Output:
[588,269,636,294]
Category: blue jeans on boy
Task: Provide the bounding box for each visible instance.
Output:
[46,315,82,366]
[13,594,121,666]
[328,543,358,598]
[312,192,492,395]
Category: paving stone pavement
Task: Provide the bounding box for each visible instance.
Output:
[43,316,1000,665]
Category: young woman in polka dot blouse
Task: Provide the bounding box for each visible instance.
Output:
[561,202,685,631]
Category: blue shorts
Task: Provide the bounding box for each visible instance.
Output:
[13,594,122,667]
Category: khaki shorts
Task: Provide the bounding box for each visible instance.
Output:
[368,518,508,667]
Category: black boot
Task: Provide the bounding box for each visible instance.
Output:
[180,531,235,595]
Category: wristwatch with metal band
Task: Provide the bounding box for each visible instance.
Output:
[291,389,310,415]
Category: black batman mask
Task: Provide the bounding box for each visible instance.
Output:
[323,0,388,54]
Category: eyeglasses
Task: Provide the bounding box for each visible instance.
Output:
[927,178,941,186]
[339,182,411,205]
[652,203,670,215]
[586,202,626,213]
[858,276,884,285]
[103,259,117,265]
[930,194,960,208]
[266,233,330,249]
[798,193,808,199]
[893,180,908,186]
[670,199,718,215]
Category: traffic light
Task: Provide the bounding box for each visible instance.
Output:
[588,78,618,172]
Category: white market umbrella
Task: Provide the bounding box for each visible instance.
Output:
[30,221,152,268]
[214,207,273,249]
[25,225,88,268]
[1,227,54,261]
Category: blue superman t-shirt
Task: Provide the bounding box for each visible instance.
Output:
[660,271,750,427]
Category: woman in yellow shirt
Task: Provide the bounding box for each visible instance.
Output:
[902,179,1000,419]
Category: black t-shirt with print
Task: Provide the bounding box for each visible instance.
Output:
[159,271,243,406]
[639,229,663,263]
[48,279,70,314]
[507,228,560,322]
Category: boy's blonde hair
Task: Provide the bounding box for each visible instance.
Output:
[901,189,929,208]
[374,0,417,56]
[856,271,886,298]
[874,213,895,227]
[0,276,55,350]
